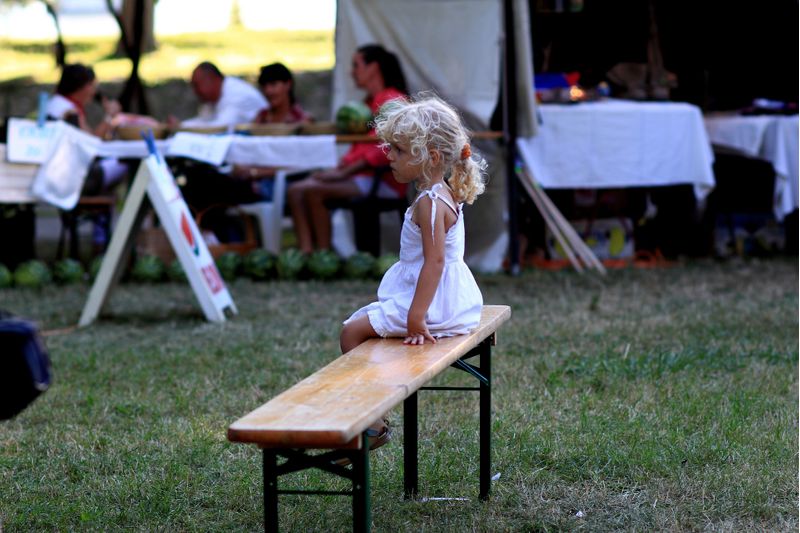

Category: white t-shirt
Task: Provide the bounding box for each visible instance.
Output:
[182,76,268,127]
[46,93,78,120]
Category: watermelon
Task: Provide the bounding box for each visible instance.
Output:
[0,264,12,288]
[216,252,242,281]
[53,258,85,284]
[13,260,52,288]
[89,255,104,280]
[167,259,186,282]
[343,252,376,280]
[372,253,399,279]
[336,101,372,134]
[276,248,306,280]
[243,249,276,281]
[307,250,341,280]
[131,255,165,283]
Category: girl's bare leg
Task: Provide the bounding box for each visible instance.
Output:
[340,314,378,353]
[339,314,388,447]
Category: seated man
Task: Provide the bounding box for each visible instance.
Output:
[177,63,298,243]
[172,62,267,128]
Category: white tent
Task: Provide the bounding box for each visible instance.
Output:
[332,0,537,272]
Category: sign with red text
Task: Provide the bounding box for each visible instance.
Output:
[79,151,236,326]
[144,154,236,320]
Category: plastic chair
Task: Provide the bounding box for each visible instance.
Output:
[326,166,408,256]
[236,169,288,254]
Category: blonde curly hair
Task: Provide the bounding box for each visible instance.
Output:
[373,93,487,204]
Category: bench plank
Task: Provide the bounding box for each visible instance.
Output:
[228,305,511,449]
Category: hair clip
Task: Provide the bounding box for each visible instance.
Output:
[460,144,471,160]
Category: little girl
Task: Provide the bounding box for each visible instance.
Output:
[338,93,486,452]
[341,93,486,351]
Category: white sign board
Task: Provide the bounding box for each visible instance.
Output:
[144,154,237,319]
[79,149,236,326]
[6,118,63,164]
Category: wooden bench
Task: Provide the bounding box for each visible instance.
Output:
[228,304,511,532]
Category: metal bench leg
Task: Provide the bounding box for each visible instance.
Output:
[479,339,492,500]
[263,450,279,533]
[352,432,371,533]
[403,392,419,499]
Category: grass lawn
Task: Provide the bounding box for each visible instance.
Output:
[0,259,797,531]
[0,28,334,84]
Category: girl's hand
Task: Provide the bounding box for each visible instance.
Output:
[404,316,436,345]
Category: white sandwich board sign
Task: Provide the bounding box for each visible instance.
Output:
[79,138,236,326]
[6,117,63,164]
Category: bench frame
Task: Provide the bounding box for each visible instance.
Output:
[259,335,494,533]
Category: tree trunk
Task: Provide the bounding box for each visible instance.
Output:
[106,0,149,114]
[115,0,156,57]
[41,0,66,67]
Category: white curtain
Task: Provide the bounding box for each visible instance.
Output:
[333,0,537,271]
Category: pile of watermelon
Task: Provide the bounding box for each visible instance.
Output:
[12,260,52,288]
[336,102,373,134]
[243,249,276,280]
[0,250,399,289]
[53,258,85,284]
[131,256,165,283]
[307,250,341,280]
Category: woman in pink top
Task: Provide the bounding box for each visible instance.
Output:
[232,63,313,188]
[287,44,409,254]
[252,62,313,125]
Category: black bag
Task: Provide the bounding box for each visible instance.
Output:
[0,204,36,270]
[0,313,52,420]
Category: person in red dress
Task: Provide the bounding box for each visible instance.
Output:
[287,44,408,254]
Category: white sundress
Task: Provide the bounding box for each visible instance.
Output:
[344,183,483,338]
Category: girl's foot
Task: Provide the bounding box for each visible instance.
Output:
[333,418,391,466]
[366,418,391,450]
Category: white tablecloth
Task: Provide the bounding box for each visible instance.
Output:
[704,114,799,219]
[3,120,339,209]
[517,100,716,199]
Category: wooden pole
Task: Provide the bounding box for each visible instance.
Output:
[515,168,584,272]
[529,176,607,273]
[516,166,607,274]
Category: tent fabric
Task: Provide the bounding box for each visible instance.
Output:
[334,0,501,127]
[333,0,538,272]
[334,0,537,135]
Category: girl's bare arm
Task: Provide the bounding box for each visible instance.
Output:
[406,195,446,344]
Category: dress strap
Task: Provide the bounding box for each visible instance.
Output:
[411,183,458,243]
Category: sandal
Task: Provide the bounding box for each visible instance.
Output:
[333,419,392,466]
[367,418,392,451]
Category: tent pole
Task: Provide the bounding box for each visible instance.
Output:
[503,0,520,275]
